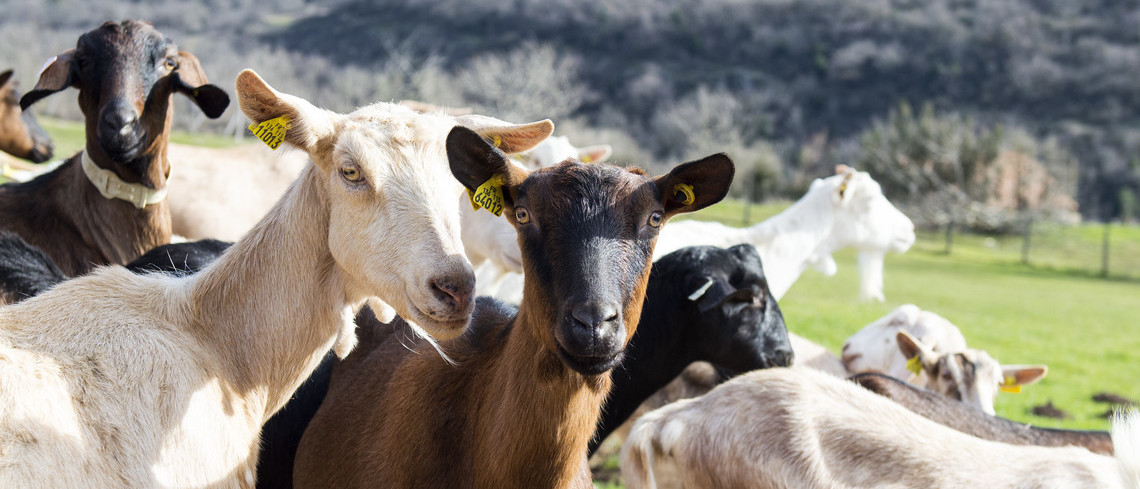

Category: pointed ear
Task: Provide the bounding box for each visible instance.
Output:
[171,51,229,119]
[0,70,13,88]
[452,114,554,154]
[896,330,938,370]
[577,144,612,164]
[654,153,734,218]
[1001,365,1048,386]
[835,171,856,204]
[20,51,77,110]
[235,69,336,157]
[446,126,529,195]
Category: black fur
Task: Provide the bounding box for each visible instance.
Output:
[0,232,67,303]
[589,244,793,454]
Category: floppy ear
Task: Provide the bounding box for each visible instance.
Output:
[577,144,612,164]
[1001,365,1048,386]
[446,126,529,197]
[0,70,13,88]
[20,51,77,110]
[835,171,856,204]
[235,69,337,159]
[654,153,735,218]
[171,51,229,119]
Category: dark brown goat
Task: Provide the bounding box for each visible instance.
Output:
[293,127,734,489]
[0,20,227,281]
[851,372,1114,455]
[0,70,52,163]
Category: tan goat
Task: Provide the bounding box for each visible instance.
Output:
[621,367,1139,489]
[0,69,553,488]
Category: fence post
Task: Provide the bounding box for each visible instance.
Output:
[1021,216,1033,265]
[1101,221,1111,278]
[944,220,954,255]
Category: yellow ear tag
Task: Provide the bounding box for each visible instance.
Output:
[999,375,1021,393]
[581,154,594,163]
[248,115,291,150]
[673,183,696,206]
[490,135,503,148]
[467,174,505,216]
[905,356,923,375]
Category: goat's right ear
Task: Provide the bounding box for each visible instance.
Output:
[235,69,336,157]
[452,115,555,154]
[20,51,77,110]
[446,126,528,195]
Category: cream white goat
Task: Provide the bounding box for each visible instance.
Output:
[0,69,553,488]
[841,304,1047,414]
[621,367,1140,489]
[655,165,915,302]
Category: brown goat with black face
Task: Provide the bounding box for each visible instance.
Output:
[0,70,52,163]
[293,127,734,489]
[0,20,227,282]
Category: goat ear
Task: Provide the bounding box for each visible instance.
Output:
[655,153,734,218]
[834,172,856,204]
[172,51,229,119]
[452,115,555,154]
[896,330,937,371]
[0,70,12,88]
[1001,365,1048,386]
[577,144,612,164]
[235,69,336,156]
[21,51,77,110]
[688,277,733,312]
[446,126,528,195]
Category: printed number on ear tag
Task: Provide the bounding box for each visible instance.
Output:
[905,356,923,375]
[673,183,695,206]
[249,115,291,150]
[468,174,505,216]
[999,375,1021,393]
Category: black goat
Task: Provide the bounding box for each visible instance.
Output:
[589,243,793,454]
[0,232,65,303]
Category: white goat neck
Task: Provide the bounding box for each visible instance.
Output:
[81,150,168,209]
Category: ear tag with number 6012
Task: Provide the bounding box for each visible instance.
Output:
[468,174,505,216]
[249,115,291,150]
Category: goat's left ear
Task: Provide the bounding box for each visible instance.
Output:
[172,51,229,119]
[655,153,734,218]
[578,144,613,164]
[896,330,938,373]
[1001,365,1048,386]
[21,50,77,110]
[446,126,529,196]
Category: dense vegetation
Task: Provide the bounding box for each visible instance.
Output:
[6,0,1140,220]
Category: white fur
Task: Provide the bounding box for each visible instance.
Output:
[655,167,915,302]
[0,70,552,488]
[621,367,1137,489]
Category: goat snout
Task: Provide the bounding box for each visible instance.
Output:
[766,343,794,368]
[427,272,475,317]
[556,300,626,375]
[97,99,145,157]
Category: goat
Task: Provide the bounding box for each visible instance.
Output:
[0,232,63,304]
[842,304,1047,414]
[292,127,734,489]
[462,134,612,295]
[589,244,792,455]
[0,69,555,488]
[655,164,915,302]
[621,367,1140,489]
[0,20,229,281]
[0,70,52,163]
[851,372,1114,455]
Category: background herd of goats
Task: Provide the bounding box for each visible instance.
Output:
[0,19,1135,489]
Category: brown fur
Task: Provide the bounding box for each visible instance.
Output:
[0,71,51,162]
[0,21,226,281]
[294,142,734,489]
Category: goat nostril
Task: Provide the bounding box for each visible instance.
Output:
[571,303,620,329]
[430,276,473,311]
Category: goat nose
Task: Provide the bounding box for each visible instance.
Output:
[429,273,474,313]
[101,100,139,133]
[769,345,795,367]
[570,302,620,331]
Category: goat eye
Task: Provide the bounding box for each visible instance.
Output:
[341,167,362,182]
[515,207,531,224]
[648,211,663,228]
[164,58,178,70]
